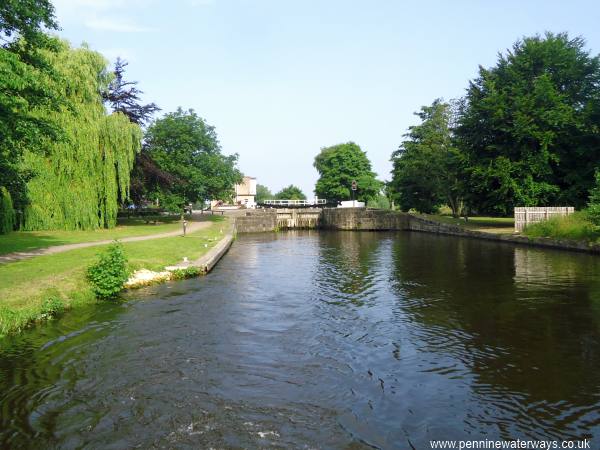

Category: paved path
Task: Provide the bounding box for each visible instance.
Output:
[0,220,213,265]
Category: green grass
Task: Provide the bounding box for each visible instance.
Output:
[0,215,189,255]
[423,214,515,234]
[523,212,599,242]
[0,217,229,337]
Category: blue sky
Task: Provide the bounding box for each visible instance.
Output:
[52,0,600,197]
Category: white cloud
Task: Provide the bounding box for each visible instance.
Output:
[84,18,155,32]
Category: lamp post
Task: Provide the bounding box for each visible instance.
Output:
[351,180,357,207]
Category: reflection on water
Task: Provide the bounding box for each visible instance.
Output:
[1,231,599,448]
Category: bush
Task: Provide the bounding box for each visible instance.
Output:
[40,296,65,319]
[0,187,15,234]
[87,242,130,299]
[170,266,201,280]
[523,212,599,241]
[586,171,600,226]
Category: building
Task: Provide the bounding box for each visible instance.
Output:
[234,176,257,208]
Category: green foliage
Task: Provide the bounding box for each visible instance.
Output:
[457,32,600,215]
[21,40,142,230]
[0,39,64,222]
[369,194,391,209]
[0,0,58,46]
[40,296,64,318]
[275,184,306,200]
[523,212,599,242]
[314,142,382,203]
[86,242,130,299]
[145,108,242,207]
[390,99,465,215]
[1,1,61,222]
[170,266,201,280]
[0,187,15,234]
[586,171,600,226]
[255,184,273,203]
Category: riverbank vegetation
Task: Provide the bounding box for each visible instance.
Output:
[0,217,227,337]
[523,212,599,242]
[389,33,600,224]
[521,174,600,241]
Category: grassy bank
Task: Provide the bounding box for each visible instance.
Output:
[419,214,515,234]
[0,215,188,255]
[0,217,228,337]
[523,212,600,242]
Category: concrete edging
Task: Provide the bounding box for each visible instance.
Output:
[124,223,236,288]
[191,226,235,273]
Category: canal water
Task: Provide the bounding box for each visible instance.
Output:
[1,231,600,449]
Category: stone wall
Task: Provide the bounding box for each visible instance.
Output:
[320,208,409,230]
[406,213,600,254]
[234,211,277,233]
[235,208,600,254]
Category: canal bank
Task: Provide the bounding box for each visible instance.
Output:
[0,218,231,336]
[124,221,236,288]
[234,208,600,255]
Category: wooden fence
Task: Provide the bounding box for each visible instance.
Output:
[514,206,574,232]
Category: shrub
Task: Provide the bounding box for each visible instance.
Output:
[0,187,15,234]
[40,296,65,319]
[523,212,599,241]
[87,242,130,299]
[170,266,201,280]
[586,171,600,226]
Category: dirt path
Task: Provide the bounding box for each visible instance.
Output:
[0,220,212,265]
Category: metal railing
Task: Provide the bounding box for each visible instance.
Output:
[262,199,327,207]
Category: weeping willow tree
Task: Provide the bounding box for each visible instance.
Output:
[21,40,141,230]
[0,187,15,233]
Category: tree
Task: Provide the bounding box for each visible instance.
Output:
[314,142,382,203]
[0,1,61,230]
[275,185,306,200]
[100,57,167,206]
[456,32,600,215]
[21,40,142,230]
[145,108,242,208]
[0,187,15,234]
[0,0,57,46]
[102,58,160,125]
[390,99,465,216]
[255,184,273,203]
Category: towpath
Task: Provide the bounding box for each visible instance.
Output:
[0,219,212,264]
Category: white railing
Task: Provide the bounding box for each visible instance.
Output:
[514,206,574,232]
[262,199,326,206]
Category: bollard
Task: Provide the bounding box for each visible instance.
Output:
[183,219,187,236]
